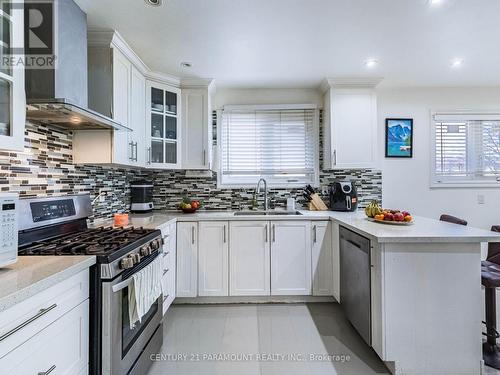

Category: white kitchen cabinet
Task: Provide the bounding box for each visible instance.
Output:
[145,80,181,169]
[176,222,198,297]
[198,221,228,296]
[158,221,176,314]
[0,1,25,151]
[0,270,89,374]
[270,221,312,295]
[0,300,89,375]
[111,47,132,165]
[129,65,146,166]
[322,79,379,170]
[229,221,271,296]
[311,221,334,296]
[181,82,214,170]
[74,31,147,166]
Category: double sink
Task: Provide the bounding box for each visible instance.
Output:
[233,210,303,216]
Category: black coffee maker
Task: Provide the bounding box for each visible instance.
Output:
[329,180,358,212]
[130,180,154,212]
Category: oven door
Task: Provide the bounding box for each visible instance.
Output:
[101,256,163,375]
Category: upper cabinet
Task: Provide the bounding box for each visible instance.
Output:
[73,31,147,167]
[145,80,181,169]
[181,80,215,170]
[0,1,25,151]
[321,78,380,170]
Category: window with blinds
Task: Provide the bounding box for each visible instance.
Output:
[219,106,318,186]
[433,113,500,186]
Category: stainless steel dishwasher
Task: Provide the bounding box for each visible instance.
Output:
[339,226,371,345]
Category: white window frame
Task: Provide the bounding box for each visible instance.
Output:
[216,104,320,189]
[430,110,500,188]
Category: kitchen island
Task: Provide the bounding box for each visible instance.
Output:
[97,210,500,375]
[327,211,499,375]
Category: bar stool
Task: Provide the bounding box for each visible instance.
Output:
[481,226,500,369]
[439,214,468,226]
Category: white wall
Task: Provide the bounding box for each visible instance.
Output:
[214,88,322,108]
[377,87,500,230]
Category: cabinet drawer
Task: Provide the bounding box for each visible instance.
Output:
[0,270,89,358]
[0,300,89,375]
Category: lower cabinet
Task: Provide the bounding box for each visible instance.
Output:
[198,222,229,296]
[158,221,177,314]
[229,221,270,296]
[270,221,312,295]
[312,221,334,296]
[176,220,333,298]
[176,222,198,297]
[0,300,89,375]
[0,270,90,375]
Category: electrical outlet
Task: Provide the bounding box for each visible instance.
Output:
[477,194,485,205]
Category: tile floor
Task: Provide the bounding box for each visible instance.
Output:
[147,303,390,375]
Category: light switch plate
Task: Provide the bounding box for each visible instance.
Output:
[477,194,485,204]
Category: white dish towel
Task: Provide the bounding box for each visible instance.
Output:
[128,256,163,329]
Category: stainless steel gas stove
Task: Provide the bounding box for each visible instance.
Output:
[17,195,163,375]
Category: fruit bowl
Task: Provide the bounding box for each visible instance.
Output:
[364,201,413,224]
[178,198,203,214]
[367,217,414,225]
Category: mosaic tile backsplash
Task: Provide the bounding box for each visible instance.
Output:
[1,115,382,220]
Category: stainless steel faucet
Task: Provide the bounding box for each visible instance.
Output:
[256,178,268,211]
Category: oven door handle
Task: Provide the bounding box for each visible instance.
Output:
[112,277,133,293]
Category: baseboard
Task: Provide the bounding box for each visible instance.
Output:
[173,295,337,304]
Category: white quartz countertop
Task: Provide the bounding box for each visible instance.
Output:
[327,211,500,243]
[92,210,500,243]
[0,256,96,312]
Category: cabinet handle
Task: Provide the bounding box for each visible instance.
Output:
[203,150,206,166]
[333,150,337,166]
[38,365,56,375]
[163,268,169,276]
[223,225,227,243]
[147,147,151,164]
[0,304,57,342]
[191,226,195,244]
[265,224,268,243]
[133,142,138,162]
[129,141,134,161]
[313,225,317,243]
[272,224,276,243]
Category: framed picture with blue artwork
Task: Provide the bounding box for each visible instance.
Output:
[385,118,413,158]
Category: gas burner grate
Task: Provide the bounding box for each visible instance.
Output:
[18,226,157,257]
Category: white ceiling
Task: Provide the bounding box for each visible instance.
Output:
[75,0,500,89]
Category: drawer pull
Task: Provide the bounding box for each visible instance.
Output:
[38,365,56,375]
[163,268,169,276]
[162,251,170,257]
[0,303,57,342]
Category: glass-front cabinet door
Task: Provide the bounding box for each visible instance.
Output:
[146,81,181,168]
[0,0,25,151]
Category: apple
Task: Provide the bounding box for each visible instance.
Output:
[402,211,411,217]
[384,213,394,221]
[394,212,404,222]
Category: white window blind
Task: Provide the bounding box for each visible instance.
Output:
[433,113,500,186]
[220,107,318,186]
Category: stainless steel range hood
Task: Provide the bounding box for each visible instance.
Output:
[24,0,130,132]
[26,99,129,130]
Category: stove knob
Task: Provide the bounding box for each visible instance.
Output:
[151,239,160,250]
[132,253,141,264]
[140,246,151,257]
[120,256,134,270]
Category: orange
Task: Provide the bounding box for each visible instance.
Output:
[404,215,413,222]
